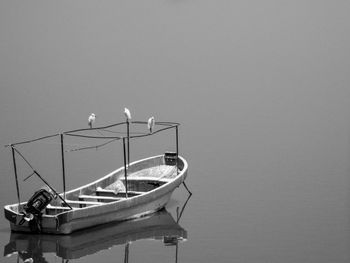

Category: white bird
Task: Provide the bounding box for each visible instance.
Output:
[147,116,155,134]
[88,113,96,128]
[124,108,131,121]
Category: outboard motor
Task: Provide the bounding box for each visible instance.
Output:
[24,188,54,216]
[19,188,54,232]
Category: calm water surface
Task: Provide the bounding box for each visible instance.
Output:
[1,1,350,262]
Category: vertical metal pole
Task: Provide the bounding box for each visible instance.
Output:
[123,138,128,198]
[126,120,130,167]
[11,146,21,208]
[60,133,66,199]
[175,126,179,174]
[175,126,179,157]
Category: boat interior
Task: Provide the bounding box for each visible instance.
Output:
[8,154,184,216]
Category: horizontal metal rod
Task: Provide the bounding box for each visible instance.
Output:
[130,125,177,139]
[6,121,180,146]
[67,138,119,152]
[65,121,126,134]
[64,134,122,139]
[131,121,180,126]
[5,133,60,147]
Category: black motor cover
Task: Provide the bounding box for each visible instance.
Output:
[164,151,178,166]
[24,188,54,216]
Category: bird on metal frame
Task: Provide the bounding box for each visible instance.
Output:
[147,116,155,134]
[124,108,131,121]
[88,113,96,128]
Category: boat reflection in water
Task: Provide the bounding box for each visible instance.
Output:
[4,195,190,263]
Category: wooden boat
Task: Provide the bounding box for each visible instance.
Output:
[4,208,188,261]
[4,115,191,234]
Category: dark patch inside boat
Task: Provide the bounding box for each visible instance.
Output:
[164,152,178,166]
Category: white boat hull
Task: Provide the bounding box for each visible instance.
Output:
[4,155,188,234]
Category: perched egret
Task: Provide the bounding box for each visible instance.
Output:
[88,113,96,128]
[147,116,155,134]
[124,108,131,121]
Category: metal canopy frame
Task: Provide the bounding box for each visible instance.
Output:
[6,120,180,208]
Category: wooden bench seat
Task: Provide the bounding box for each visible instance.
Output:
[96,189,143,197]
[45,205,73,214]
[117,190,144,197]
[64,199,102,208]
[120,177,170,183]
[78,194,122,202]
[46,205,72,210]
